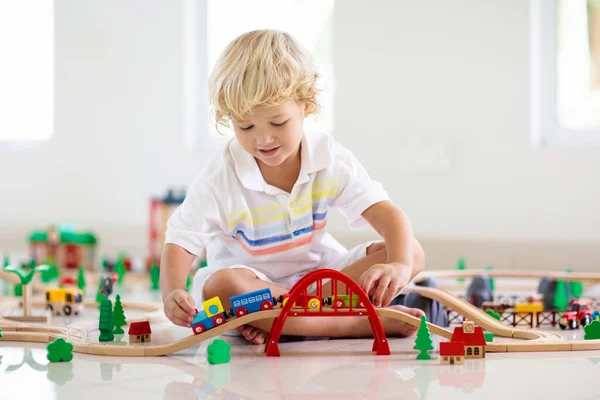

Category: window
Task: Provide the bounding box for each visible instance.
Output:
[66,294,72,303]
[531,0,600,145]
[205,0,335,138]
[0,2,54,143]
[444,357,448,361]
[474,347,480,356]
[467,347,473,356]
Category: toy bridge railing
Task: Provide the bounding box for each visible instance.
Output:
[448,309,568,328]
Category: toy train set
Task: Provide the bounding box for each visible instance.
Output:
[191,288,373,335]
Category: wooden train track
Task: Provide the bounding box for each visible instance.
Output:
[2,271,600,356]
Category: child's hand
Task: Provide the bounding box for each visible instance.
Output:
[164,289,196,327]
[358,263,412,307]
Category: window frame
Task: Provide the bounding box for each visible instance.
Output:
[530,0,600,146]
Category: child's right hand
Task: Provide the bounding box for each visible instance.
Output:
[164,289,196,327]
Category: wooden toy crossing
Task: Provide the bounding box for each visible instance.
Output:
[2,268,600,356]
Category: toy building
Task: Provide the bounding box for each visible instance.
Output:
[148,188,186,267]
[451,321,486,358]
[29,225,97,271]
[129,321,152,343]
[440,341,465,365]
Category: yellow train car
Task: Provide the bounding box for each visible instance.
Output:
[45,287,84,316]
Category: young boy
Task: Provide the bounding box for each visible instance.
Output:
[161,29,426,344]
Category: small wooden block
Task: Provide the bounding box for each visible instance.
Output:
[571,340,600,351]
[506,342,573,352]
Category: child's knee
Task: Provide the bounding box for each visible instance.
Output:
[202,268,255,301]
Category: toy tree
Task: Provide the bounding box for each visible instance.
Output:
[0,327,3,339]
[41,262,59,283]
[47,338,73,362]
[150,263,160,291]
[457,257,466,283]
[113,294,127,334]
[3,254,9,268]
[207,339,231,364]
[485,265,495,292]
[95,279,104,303]
[4,263,50,317]
[114,258,126,285]
[584,320,600,340]
[413,315,434,360]
[98,299,114,342]
[486,309,501,321]
[77,266,86,293]
[553,279,569,310]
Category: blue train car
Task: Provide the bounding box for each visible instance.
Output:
[231,288,274,317]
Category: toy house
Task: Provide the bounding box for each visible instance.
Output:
[129,321,152,343]
[148,188,186,267]
[451,321,486,358]
[29,225,97,271]
[440,341,465,365]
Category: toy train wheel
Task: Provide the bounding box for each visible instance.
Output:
[236,307,248,317]
[333,297,345,309]
[213,315,225,326]
[308,298,320,310]
[261,300,273,310]
[559,323,567,330]
[63,305,72,316]
[192,323,206,335]
[581,316,591,327]
[569,319,578,329]
[358,300,366,308]
[46,304,53,312]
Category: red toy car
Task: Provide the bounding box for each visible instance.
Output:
[559,299,593,329]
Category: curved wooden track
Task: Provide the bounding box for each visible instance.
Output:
[2,270,600,356]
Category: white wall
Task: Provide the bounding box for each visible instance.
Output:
[1,0,599,261]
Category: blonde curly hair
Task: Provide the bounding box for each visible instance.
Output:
[209,30,321,133]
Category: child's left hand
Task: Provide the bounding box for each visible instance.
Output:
[358,262,413,307]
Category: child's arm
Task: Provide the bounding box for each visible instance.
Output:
[359,200,415,307]
[160,243,197,327]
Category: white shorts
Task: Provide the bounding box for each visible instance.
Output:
[191,240,377,310]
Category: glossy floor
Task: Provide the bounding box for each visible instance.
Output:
[1,278,600,400]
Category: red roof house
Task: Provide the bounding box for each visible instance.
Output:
[450,321,486,358]
[440,341,465,365]
[129,321,152,343]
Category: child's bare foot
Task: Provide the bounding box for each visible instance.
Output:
[352,305,425,338]
[381,305,426,337]
[236,324,268,344]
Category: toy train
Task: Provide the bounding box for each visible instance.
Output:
[45,287,84,316]
[191,288,374,335]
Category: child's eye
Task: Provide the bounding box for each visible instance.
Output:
[272,120,289,127]
[239,125,254,131]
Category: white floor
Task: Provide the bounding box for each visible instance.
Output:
[1,278,600,400]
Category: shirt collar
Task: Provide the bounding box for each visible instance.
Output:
[229,131,332,192]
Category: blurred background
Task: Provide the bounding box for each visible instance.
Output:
[0,0,599,272]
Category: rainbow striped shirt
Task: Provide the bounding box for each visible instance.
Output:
[165,131,389,281]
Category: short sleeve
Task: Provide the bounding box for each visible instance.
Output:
[164,179,223,257]
[330,145,390,230]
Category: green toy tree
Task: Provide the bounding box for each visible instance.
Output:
[150,264,160,291]
[207,339,231,364]
[413,315,434,360]
[4,263,50,317]
[113,294,127,334]
[47,338,73,362]
[457,257,466,283]
[99,299,114,342]
[485,265,495,292]
[77,266,86,293]
[584,320,600,340]
[95,279,105,308]
[486,309,501,321]
[14,283,22,297]
[41,262,59,283]
[3,254,9,268]
[553,279,569,311]
[115,258,126,285]
[0,327,3,339]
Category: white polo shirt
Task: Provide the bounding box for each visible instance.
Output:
[165,131,390,281]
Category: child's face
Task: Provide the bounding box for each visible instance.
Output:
[233,100,306,168]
